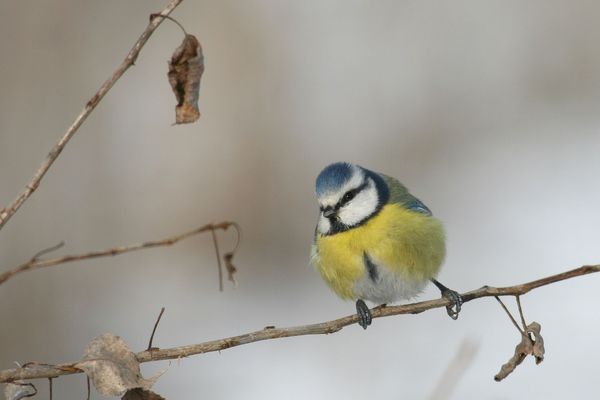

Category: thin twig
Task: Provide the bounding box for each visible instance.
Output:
[48,378,52,400]
[516,295,527,331]
[86,377,90,400]
[228,222,242,254]
[147,307,166,351]
[31,242,65,261]
[150,14,188,35]
[0,0,184,232]
[211,228,224,292]
[494,296,524,335]
[1,264,598,383]
[0,222,235,286]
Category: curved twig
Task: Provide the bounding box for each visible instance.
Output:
[0,264,597,383]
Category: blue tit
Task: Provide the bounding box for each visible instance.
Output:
[311,162,462,329]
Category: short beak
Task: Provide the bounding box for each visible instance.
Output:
[322,209,336,218]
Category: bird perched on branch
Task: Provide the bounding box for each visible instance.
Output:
[311,162,462,328]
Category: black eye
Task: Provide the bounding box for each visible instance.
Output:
[342,190,356,203]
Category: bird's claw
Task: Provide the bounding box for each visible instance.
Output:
[356,299,372,329]
[442,288,463,320]
[431,279,463,320]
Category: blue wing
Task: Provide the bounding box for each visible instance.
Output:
[380,173,433,216]
[404,198,432,216]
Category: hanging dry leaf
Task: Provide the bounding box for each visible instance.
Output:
[494,322,545,381]
[528,322,545,364]
[168,34,203,124]
[122,388,165,400]
[224,251,238,287]
[76,333,161,397]
[3,382,37,400]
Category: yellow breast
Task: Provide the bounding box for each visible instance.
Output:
[313,203,446,300]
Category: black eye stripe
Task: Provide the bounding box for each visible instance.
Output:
[338,181,369,207]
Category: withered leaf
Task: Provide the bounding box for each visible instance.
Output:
[3,382,37,400]
[76,333,160,397]
[122,388,165,400]
[168,34,203,124]
[224,252,238,287]
[494,322,545,381]
[528,322,545,364]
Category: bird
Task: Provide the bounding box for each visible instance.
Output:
[310,162,462,329]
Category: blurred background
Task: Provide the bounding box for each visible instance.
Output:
[1,1,600,399]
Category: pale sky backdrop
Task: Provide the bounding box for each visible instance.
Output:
[1,1,600,399]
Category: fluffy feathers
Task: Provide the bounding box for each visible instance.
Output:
[312,162,445,304]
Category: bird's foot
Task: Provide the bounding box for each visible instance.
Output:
[431,279,463,320]
[355,299,372,329]
[442,288,462,320]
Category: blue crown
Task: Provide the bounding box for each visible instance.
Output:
[315,162,354,197]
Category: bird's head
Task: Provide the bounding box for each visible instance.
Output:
[315,162,389,235]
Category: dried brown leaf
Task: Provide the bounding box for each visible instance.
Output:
[122,388,165,400]
[76,333,159,397]
[528,322,545,364]
[168,34,203,124]
[494,322,545,381]
[3,382,37,400]
[224,252,238,287]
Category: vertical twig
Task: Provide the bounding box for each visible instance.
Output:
[86,376,90,400]
[211,228,224,292]
[48,378,53,400]
[515,295,527,331]
[147,307,166,351]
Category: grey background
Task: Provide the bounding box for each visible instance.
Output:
[1,1,600,399]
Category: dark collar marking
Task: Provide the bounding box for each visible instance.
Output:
[363,252,379,282]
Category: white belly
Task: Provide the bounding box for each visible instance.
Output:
[352,264,429,304]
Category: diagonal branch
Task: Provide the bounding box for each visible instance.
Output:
[1,264,597,383]
[0,0,184,231]
[0,222,235,286]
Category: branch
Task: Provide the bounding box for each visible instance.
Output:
[1,265,597,383]
[0,0,184,231]
[0,222,235,286]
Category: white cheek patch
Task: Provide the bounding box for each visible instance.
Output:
[337,181,379,227]
[317,214,331,234]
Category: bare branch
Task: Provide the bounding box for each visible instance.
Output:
[0,0,184,231]
[0,222,235,286]
[1,265,597,383]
